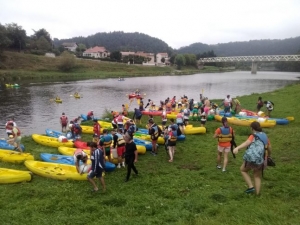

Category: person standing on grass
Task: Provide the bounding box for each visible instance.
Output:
[167,126,177,162]
[213,117,234,172]
[112,129,126,168]
[124,135,138,182]
[256,97,264,113]
[233,98,241,114]
[233,122,272,195]
[147,118,161,156]
[60,112,68,132]
[93,119,101,137]
[133,107,142,125]
[8,123,23,152]
[99,129,112,162]
[264,100,274,117]
[87,142,106,192]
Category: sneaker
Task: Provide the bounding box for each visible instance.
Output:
[117,165,121,169]
[222,169,226,172]
[245,187,255,194]
[216,165,221,169]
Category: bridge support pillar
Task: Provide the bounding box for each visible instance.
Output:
[251,62,257,74]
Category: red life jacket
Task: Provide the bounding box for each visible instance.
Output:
[5,121,14,130]
[93,123,101,136]
[12,127,21,137]
[60,116,68,125]
[117,115,123,123]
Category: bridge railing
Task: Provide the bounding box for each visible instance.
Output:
[198,55,300,63]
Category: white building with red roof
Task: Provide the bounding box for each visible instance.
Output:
[83,46,110,58]
[156,52,169,65]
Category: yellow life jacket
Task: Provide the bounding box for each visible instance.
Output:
[218,127,233,142]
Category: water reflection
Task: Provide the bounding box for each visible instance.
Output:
[0,71,299,135]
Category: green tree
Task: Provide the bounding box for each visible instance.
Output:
[175,54,186,70]
[36,36,51,51]
[58,51,76,72]
[110,51,122,60]
[0,23,11,54]
[75,43,86,56]
[32,28,52,43]
[5,23,27,51]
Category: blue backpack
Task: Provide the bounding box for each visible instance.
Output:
[243,133,268,165]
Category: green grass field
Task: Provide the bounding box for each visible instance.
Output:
[0,83,299,225]
[0,51,232,82]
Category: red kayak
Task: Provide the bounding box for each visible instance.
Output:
[128,94,143,99]
[74,140,90,150]
[142,111,163,116]
[241,109,267,117]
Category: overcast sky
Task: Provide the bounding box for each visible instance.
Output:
[1,0,300,49]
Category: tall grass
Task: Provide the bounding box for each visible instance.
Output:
[0,83,299,225]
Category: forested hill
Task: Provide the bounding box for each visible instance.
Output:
[53,31,173,54]
[177,36,300,56]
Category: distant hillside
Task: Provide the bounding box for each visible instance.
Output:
[177,37,300,56]
[53,31,174,55]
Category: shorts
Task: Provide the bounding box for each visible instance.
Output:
[177,123,183,127]
[87,169,103,179]
[204,107,210,114]
[218,146,231,153]
[105,148,111,156]
[61,123,67,128]
[162,121,167,125]
[224,106,231,112]
[112,123,117,129]
[200,120,206,125]
[117,146,125,157]
[6,132,12,137]
[15,136,22,144]
[168,141,176,147]
[118,124,124,129]
[151,139,158,145]
[267,109,273,112]
[184,118,189,123]
[257,105,263,111]
[136,115,142,120]
[244,161,263,171]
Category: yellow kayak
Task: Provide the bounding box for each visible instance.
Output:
[0,168,32,184]
[214,115,276,128]
[74,95,81,99]
[55,99,62,103]
[134,133,165,145]
[184,125,206,134]
[25,160,91,181]
[81,126,105,134]
[32,134,74,148]
[0,149,34,164]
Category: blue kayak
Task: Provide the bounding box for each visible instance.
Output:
[219,110,232,117]
[45,129,73,139]
[136,128,186,141]
[133,138,157,151]
[0,140,25,151]
[80,114,99,122]
[40,153,116,172]
[234,115,289,125]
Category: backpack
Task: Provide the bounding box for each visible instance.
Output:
[243,133,267,165]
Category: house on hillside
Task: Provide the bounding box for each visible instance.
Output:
[156,52,169,65]
[120,51,136,58]
[135,51,155,65]
[83,46,110,58]
[62,42,77,52]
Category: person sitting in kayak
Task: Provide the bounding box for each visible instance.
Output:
[122,104,128,116]
[87,110,94,120]
[135,89,140,96]
[56,96,61,101]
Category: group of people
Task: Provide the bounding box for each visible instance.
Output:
[257,97,274,116]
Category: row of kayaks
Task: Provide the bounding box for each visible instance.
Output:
[5,84,20,88]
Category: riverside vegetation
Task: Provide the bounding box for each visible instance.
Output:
[0,83,299,225]
[0,51,232,82]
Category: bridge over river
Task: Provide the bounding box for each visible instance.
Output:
[198,55,300,74]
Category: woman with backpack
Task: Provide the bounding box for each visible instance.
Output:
[233,122,272,195]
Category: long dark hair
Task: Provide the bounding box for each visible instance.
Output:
[221,117,229,128]
[250,121,262,132]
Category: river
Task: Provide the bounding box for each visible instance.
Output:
[0,71,299,136]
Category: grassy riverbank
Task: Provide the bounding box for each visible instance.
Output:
[0,51,231,81]
[0,83,299,224]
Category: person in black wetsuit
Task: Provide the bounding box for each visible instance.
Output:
[124,135,138,182]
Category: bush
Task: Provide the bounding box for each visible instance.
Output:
[58,51,76,72]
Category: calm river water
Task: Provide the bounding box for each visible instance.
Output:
[0,71,299,136]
